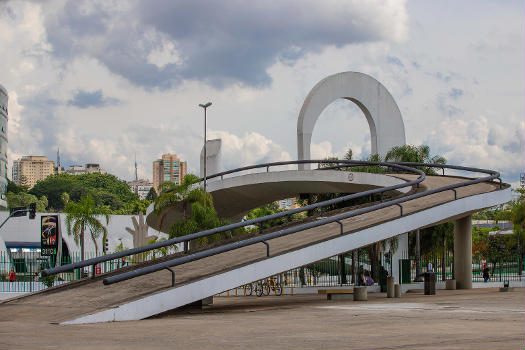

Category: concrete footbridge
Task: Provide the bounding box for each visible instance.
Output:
[1,160,511,325]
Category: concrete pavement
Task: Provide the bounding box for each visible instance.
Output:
[0,288,523,349]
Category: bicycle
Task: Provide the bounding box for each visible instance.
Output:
[254,276,282,297]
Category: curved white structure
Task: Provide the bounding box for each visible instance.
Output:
[146,170,411,232]
[297,72,406,169]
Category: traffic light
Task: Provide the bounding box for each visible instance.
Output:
[29,203,36,220]
[104,237,109,254]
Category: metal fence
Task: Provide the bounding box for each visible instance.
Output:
[1,249,523,293]
[0,248,176,293]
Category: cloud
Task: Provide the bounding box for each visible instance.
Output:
[436,94,463,116]
[209,130,292,170]
[426,116,525,183]
[387,55,404,68]
[41,0,409,89]
[448,88,464,100]
[67,89,119,109]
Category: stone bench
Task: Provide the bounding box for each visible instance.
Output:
[318,289,353,300]
[318,287,367,301]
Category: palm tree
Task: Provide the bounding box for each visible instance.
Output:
[385,144,446,175]
[65,195,110,261]
[154,174,224,248]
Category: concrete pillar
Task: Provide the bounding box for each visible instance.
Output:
[353,286,367,301]
[394,284,401,298]
[386,276,395,298]
[454,215,472,289]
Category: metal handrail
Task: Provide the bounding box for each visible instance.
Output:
[43,160,423,277]
[102,162,501,285]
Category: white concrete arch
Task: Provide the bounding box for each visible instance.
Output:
[297,72,406,169]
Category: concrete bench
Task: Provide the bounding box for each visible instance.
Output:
[318,289,354,300]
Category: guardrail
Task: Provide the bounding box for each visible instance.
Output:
[43,160,423,278]
[101,162,500,286]
[45,160,501,286]
[43,160,424,277]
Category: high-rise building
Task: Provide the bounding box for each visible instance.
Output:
[153,154,187,192]
[12,156,55,188]
[0,83,8,208]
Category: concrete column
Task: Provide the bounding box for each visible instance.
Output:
[454,215,472,289]
[353,286,367,301]
[386,276,395,298]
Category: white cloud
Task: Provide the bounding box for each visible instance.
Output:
[1,0,523,189]
[209,131,292,171]
[426,116,525,182]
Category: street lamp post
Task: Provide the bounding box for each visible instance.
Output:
[199,102,212,192]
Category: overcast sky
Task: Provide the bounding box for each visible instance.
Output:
[1,0,523,186]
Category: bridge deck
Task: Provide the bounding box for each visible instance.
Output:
[0,175,502,324]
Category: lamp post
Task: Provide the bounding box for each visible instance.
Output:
[199,102,212,192]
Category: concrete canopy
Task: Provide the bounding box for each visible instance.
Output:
[297,72,406,169]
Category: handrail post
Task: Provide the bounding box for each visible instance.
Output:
[261,241,270,257]
[92,264,96,279]
[395,203,403,216]
[451,189,457,200]
[165,267,175,287]
[335,220,343,235]
[184,241,189,254]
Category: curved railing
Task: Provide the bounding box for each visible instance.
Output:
[102,162,501,285]
[43,160,501,283]
[43,160,422,277]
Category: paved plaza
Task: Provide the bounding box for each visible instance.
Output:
[1,287,523,349]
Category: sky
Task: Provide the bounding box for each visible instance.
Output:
[1,0,524,187]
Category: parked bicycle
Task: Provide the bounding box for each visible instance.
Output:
[254,276,282,297]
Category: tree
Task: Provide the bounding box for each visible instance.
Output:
[385,144,446,175]
[65,195,110,261]
[146,187,157,201]
[7,179,28,194]
[30,173,139,211]
[6,192,47,212]
[154,175,227,247]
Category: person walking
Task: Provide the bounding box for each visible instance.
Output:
[482,263,490,283]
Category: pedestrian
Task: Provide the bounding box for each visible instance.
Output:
[365,271,375,286]
[9,267,16,282]
[482,264,490,283]
[357,265,365,286]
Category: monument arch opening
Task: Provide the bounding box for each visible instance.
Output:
[297,72,406,169]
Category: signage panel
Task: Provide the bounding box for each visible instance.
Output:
[41,215,58,256]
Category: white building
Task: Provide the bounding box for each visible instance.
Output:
[128,179,153,199]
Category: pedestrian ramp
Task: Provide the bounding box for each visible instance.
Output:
[0,171,510,325]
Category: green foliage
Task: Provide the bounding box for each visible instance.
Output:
[146,187,157,201]
[29,173,139,212]
[6,179,28,194]
[409,222,454,256]
[385,144,446,175]
[6,192,47,212]
[65,195,110,259]
[244,202,307,230]
[41,274,56,288]
[154,174,229,246]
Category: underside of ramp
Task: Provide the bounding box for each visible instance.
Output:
[0,176,511,325]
